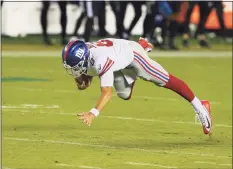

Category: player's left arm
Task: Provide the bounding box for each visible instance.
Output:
[77,70,114,127]
[95,86,113,112]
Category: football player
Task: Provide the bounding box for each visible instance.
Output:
[62,38,212,135]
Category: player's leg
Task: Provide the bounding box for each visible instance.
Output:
[73,11,86,37]
[142,2,156,38]
[113,71,136,100]
[96,1,108,37]
[109,2,122,37]
[182,1,196,47]
[130,41,212,134]
[195,2,211,48]
[40,1,51,45]
[167,1,181,50]
[214,2,225,36]
[58,1,67,45]
[124,2,143,39]
[82,1,94,42]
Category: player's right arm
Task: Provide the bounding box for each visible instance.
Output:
[90,56,115,114]
[77,55,115,126]
[94,71,114,112]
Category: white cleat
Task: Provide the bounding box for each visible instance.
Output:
[197,100,212,135]
[138,37,153,52]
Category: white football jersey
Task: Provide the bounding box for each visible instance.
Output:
[86,38,134,87]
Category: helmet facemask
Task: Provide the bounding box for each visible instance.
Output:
[63,57,88,78]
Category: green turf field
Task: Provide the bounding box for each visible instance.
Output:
[2,43,232,169]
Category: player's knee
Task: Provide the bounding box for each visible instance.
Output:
[115,82,135,100]
[117,92,132,100]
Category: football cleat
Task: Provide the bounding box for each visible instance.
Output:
[138,37,153,52]
[197,100,212,135]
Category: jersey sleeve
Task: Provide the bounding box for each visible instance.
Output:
[98,57,114,87]
[98,57,114,76]
[99,70,114,87]
[90,47,115,87]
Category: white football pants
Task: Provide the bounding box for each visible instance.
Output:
[114,41,170,100]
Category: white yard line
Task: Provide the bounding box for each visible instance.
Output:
[2,109,232,128]
[79,166,102,169]
[2,86,223,105]
[102,115,232,128]
[126,161,177,168]
[1,104,60,109]
[220,163,232,166]
[57,163,75,167]
[194,161,232,166]
[215,124,232,128]
[194,161,217,165]
[4,137,231,159]
[2,51,232,57]
[56,163,102,169]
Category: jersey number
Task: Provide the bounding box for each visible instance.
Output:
[96,39,113,47]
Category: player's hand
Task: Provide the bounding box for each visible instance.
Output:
[77,112,95,126]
